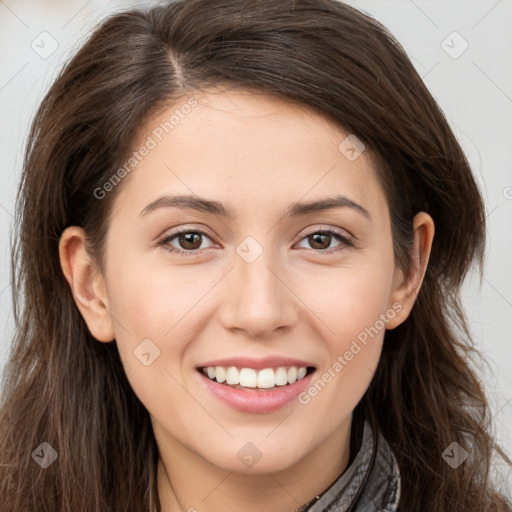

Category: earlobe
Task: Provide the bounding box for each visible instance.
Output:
[58,226,115,342]
[386,212,435,330]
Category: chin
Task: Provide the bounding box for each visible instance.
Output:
[203,438,309,475]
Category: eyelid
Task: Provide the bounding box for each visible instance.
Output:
[155,223,216,242]
[298,225,355,243]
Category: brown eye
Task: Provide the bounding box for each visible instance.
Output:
[296,229,354,253]
[157,229,215,256]
[308,233,332,250]
[177,232,203,250]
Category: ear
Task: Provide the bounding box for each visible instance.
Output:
[386,212,435,330]
[58,226,115,342]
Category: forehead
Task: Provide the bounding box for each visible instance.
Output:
[110,89,389,223]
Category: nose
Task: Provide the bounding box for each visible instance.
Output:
[218,245,299,339]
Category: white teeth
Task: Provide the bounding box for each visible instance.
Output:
[275,367,288,386]
[226,366,239,385]
[257,368,276,389]
[202,365,310,389]
[287,367,297,384]
[239,368,257,388]
[215,366,226,383]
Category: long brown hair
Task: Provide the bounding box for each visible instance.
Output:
[1,1,510,510]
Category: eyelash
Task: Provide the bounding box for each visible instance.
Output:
[156,227,355,257]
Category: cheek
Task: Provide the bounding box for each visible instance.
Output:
[105,256,223,405]
[302,252,395,350]
[296,279,389,442]
[107,255,207,338]
[295,247,395,408]
[105,261,199,428]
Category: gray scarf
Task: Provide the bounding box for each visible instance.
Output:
[295,412,401,512]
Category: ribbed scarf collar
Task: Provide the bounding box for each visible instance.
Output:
[295,402,401,512]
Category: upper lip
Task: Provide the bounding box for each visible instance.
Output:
[197,356,315,370]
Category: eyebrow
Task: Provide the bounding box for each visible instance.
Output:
[140,193,371,221]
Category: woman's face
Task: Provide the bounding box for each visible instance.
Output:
[65,89,426,476]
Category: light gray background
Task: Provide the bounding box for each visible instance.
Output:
[1,0,511,493]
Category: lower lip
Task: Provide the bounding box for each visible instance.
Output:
[198,370,315,414]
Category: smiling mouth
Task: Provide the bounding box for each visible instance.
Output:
[199,366,316,390]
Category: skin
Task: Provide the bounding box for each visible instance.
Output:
[59,88,434,512]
